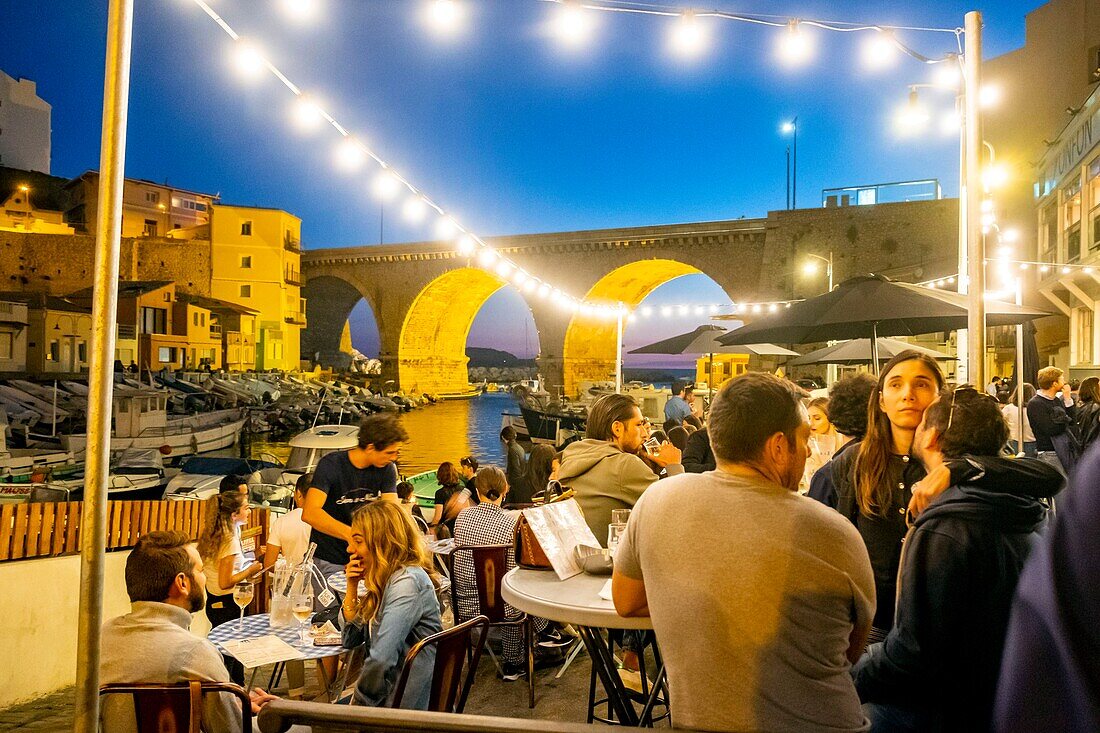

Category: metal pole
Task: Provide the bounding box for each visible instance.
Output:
[74,1,132,731]
[955,87,969,384]
[825,252,837,386]
[792,118,798,209]
[871,322,881,376]
[1016,279,1025,452]
[964,11,986,387]
[785,147,791,210]
[615,306,623,394]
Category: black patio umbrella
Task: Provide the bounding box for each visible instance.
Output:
[629,325,798,357]
[717,274,1050,371]
[1010,320,1040,389]
[787,338,955,366]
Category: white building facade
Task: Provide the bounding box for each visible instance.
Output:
[0,71,51,174]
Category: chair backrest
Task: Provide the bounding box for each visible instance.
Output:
[451,544,513,624]
[99,681,251,733]
[391,615,489,714]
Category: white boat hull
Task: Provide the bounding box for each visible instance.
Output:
[62,412,246,458]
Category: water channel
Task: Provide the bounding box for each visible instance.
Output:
[248,391,516,477]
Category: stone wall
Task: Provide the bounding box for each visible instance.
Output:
[0,230,212,296]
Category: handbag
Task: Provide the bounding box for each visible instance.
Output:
[515,512,553,570]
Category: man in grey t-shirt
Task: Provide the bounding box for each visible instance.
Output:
[613,372,875,732]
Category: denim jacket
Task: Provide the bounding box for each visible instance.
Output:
[341,565,442,708]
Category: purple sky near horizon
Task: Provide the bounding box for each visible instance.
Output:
[2,1,1042,368]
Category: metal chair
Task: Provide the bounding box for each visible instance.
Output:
[449,544,537,707]
[391,615,490,713]
[99,681,251,733]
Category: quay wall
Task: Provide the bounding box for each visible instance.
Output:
[0,230,213,296]
[0,551,215,708]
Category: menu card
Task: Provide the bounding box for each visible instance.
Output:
[521,499,600,580]
[220,635,305,667]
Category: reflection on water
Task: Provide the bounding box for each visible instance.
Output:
[248,392,514,477]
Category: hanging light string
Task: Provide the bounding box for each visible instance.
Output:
[186,0,634,319]
[533,0,962,64]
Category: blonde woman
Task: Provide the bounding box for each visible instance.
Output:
[197,491,262,682]
[341,501,443,708]
[801,397,840,490]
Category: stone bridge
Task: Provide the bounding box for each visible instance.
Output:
[301,199,959,397]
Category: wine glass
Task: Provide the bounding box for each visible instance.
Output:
[233,582,254,632]
[291,591,314,644]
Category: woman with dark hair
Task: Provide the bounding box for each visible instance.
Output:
[557,393,682,544]
[1074,377,1100,453]
[1003,383,1037,456]
[428,461,471,538]
[667,426,690,452]
[834,351,944,641]
[523,444,557,505]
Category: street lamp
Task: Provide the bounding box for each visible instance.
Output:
[781,118,797,209]
[802,251,833,292]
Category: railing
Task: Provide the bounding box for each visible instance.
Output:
[117,323,136,340]
[284,312,306,326]
[284,267,302,285]
[0,499,268,563]
[211,324,223,337]
[283,235,301,252]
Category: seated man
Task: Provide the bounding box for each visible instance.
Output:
[853,387,1062,731]
[100,530,276,733]
[613,372,875,732]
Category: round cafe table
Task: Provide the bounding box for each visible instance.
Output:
[502,567,664,726]
[208,612,345,691]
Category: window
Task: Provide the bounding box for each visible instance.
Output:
[163,292,171,302]
[241,255,252,268]
[48,340,59,362]
[141,307,167,335]
[145,191,159,204]
[158,347,172,363]
[0,331,12,360]
[241,221,252,236]
[240,284,251,298]
[193,312,199,326]
[1075,307,1094,365]
[78,342,87,363]
[143,219,158,237]
[201,313,206,327]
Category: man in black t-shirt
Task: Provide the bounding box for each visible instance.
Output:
[301,413,409,570]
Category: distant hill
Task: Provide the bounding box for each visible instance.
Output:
[466,347,536,368]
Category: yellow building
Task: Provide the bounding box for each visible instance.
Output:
[695,353,749,389]
[64,171,218,239]
[0,168,74,234]
[176,293,259,372]
[0,292,93,375]
[209,204,304,371]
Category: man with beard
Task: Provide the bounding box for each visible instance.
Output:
[100,531,278,733]
[853,387,1063,731]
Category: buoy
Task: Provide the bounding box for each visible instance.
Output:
[159,445,173,455]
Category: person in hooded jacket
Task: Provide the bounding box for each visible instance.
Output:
[557,393,683,546]
[852,386,1063,732]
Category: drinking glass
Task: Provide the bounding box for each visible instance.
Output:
[607,523,626,558]
[232,582,254,632]
[291,591,314,644]
[610,509,631,526]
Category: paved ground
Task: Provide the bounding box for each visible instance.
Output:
[0,638,665,731]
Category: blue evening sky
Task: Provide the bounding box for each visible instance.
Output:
[1,1,1041,367]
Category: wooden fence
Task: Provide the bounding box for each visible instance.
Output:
[0,499,269,563]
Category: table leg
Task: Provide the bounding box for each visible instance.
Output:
[245,667,259,692]
[639,663,667,727]
[578,626,638,726]
[555,639,586,679]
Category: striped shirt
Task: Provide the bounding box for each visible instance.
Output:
[452,503,519,621]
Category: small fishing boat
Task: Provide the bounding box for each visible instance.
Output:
[435,385,482,401]
[404,469,440,509]
[60,389,246,458]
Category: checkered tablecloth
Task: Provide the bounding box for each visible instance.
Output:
[208,613,344,662]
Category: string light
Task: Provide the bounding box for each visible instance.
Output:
[550,1,596,48]
[334,137,366,171]
[278,0,318,23]
[232,40,267,79]
[291,96,324,132]
[423,0,464,36]
[669,11,708,60]
[371,169,401,200]
[402,196,428,223]
[778,19,813,66]
[861,29,897,70]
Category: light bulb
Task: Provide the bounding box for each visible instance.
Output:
[402,197,427,223]
[979,84,1001,108]
[640,306,653,317]
[551,2,595,48]
[981,199,994,213]
[895,90,930,134]
[752,304,762,314]
[522,278,538,294]
[778,20,812,66]
[513,270,529,288]
[538,283,551,298]
[939,110,961,135]
[291,97,324,132]
[694,306,705,316]
[933,61,961,89]
[477,248,498,268]
[861,30,896,70]
[1039,265,1050,273]
[1062,266,1072,274]
[456,235,475,256]
[982,164,1009,189]
[709,305,719,314]
[669,11,707,60]
[495,260,513,279]
[627,314,637,323]
[435,216,458,239]
[372,170,401,201]
[424,0,463,36]
[660,306,673,317]
[1002,228,1020,244]
[334,137,366,171]
[232,41,266,80]
[278,0,317,22]
[768,303,778,313]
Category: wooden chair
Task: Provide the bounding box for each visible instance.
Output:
[99,681,251,733]
[449,544,537,708]
[391,614,490,713]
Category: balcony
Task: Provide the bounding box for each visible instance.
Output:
[210,324,223,337]
[284,267,302,286]
[283,234,301,252]
[117,323,136,340]
[284,311,307,326]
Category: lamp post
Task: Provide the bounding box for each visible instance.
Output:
[802,251,833,292]
[782,117,798,209]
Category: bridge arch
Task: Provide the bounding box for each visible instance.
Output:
[561,259,728,397]
[301,273,378,365]
[399,267,532,394]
